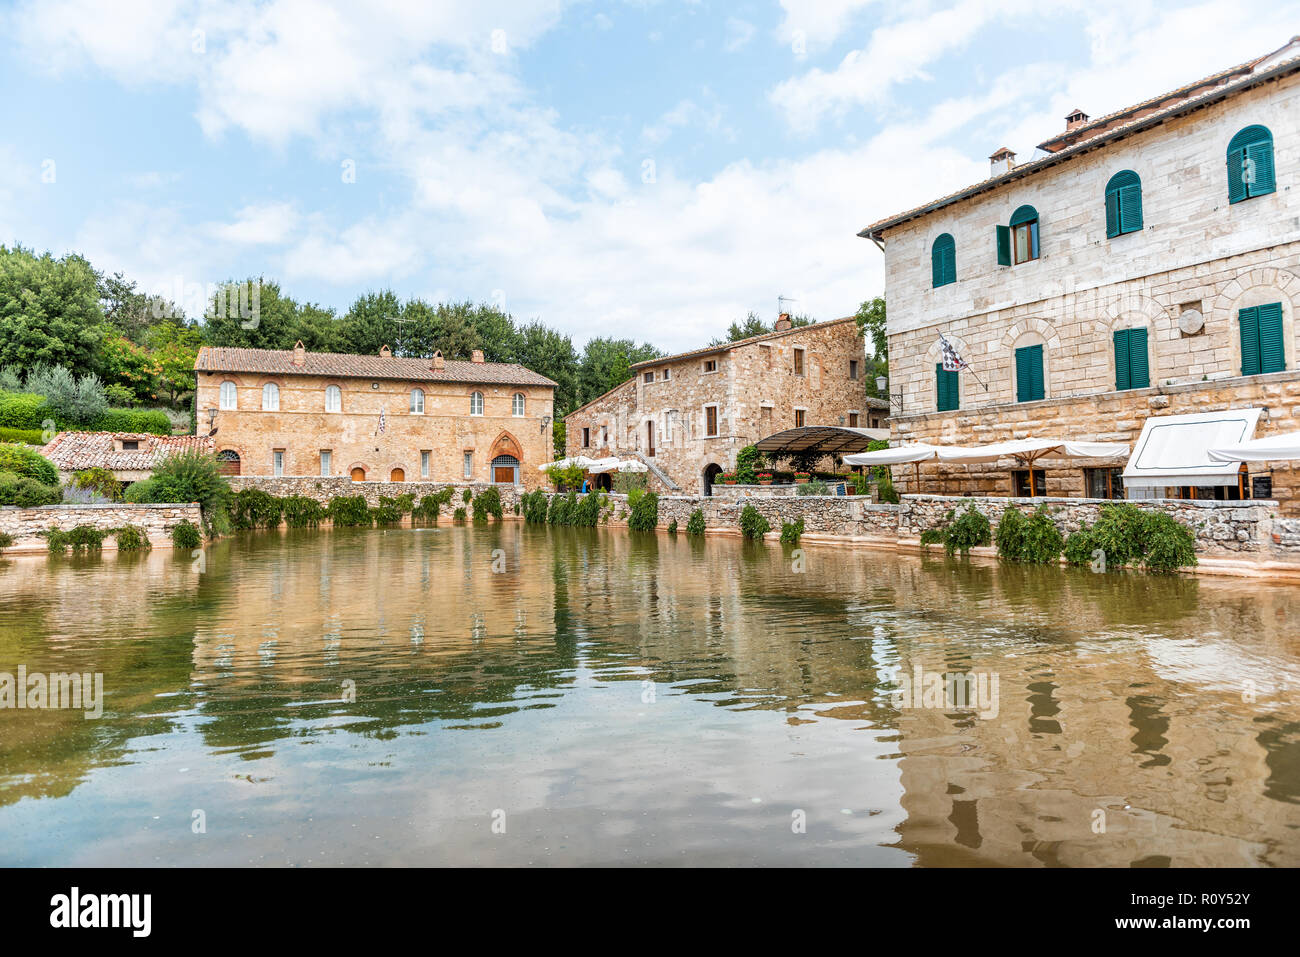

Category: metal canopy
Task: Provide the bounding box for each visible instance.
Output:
[755,425,890,458]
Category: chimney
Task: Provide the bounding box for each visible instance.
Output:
[775,313,792,332]
[379,344,392,358]
[292,340,306,367]
[1065,107,1089,132]
[989,147,1016,176]
[471,349,485,364]
[431,350,444,372]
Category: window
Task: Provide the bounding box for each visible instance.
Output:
[1013,469,1047,497]
[469,391,484,415]
[663,368,671,381]
[760,345,772,369]
[705,406,718,437]
[320,450,332,476]
[1239,302,1286,375]
[512,393,525,416]
[273,450,285,477]
[1227,125,1275,203]
[120,439,139,451]
[1085,467,1124,500]
[463,451,473,479]
[794,408,806,428]
[848,412,859,427]
[601,426,608,444]
[998,205,1039,265]
[325,385,342,412]
[492,454,520,484]
[849,359,859,380]
[262,383,280,410]
[793,348,805,375]
[420,450,430,478]
[1113,327,1150,390]
[936,363,960,411]
[1015,344,1045,402]
[644,371,654,383]
[216,450,241,475]
[582,427,591,447]
[1105,170,1143,237]
[703,359,717,373]
[931,233,956,287]
[219,380,238,410]
[409,388,424,414]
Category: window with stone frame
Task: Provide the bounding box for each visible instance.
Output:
[793,348,805,376]
[794,408,806,428]
[704,405,718,437]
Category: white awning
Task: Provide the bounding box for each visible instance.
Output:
[842,443,945,466]
[935,437,1130,464]
[1122,408,1262,488]
[587,457,648,474]
[537,456,600,472]
[1208,430,1300,463]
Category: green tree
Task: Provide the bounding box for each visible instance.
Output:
[517,320,579,414]
[0,245,105,376]
[854,297,887,397]
[340,290,405,355]
[576,337,660,407]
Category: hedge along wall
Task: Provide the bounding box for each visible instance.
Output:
[0,503,203,551]
[227,476,526,513]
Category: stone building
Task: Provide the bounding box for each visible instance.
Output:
[40,432,213,484]
[564,315,873,493]
[193,342,556,487]
[861,37,1300,513]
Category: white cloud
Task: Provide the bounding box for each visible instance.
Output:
[724,18,756,53]
[775,0,879,51]
[208,203,300,245]
[640,96,728,146]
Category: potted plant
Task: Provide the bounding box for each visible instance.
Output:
[757,472,773,486]
[794,472,811,484]
[721,472,737,485]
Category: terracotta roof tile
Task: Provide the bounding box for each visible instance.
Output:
[194,346,558,388]
[40,432,212,472]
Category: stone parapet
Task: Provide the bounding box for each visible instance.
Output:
[0,503,203,552]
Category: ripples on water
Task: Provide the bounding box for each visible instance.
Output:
[0,523,1296,866]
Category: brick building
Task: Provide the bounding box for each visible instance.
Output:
[194,342,556,487]
[564,315,873,494]
[41,433,214,484]
[862,38,1300,513]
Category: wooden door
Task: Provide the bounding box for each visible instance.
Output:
[390,468,405,482]
[350,467,365,482]
[494,466,514,483]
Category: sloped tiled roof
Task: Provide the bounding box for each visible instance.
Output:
[41,432,212,472]
[630,316,859,370]
[194,346,558,388]
[861,38,1300,239]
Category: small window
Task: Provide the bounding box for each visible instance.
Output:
[512,393,525,416]
[760,344,772,368]
[705,406,718,437]
[325,384,342,412]
[849,359,859,380]
[219,380,238,410]
[1084,467,1125,500]
[936,364,960,411]
[794,409,806,428]
[120,439,139,451]
[644,371,654,383]
[931,233,956,287]
[320,450,332,476]
[1009,205,1039,264]
[262,383,280,411]
[1113,327,1150,390]
[703,359,717,373]
[1239,302,1286,375]
[1015,344,1045,402]
[582,427,591,448]
[469,391,483,415]
[410,388,425,414]
[848,412,859,427]
[1012,469,1047,497]
[663,368,671,381]
[793,348,805,376]
[1227,125,1275,204]
[463,451,473,479]
[1105,170,1143,237]
[420,450,430,478]
[272,450,285,477]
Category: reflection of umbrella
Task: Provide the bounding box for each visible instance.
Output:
[1208,431,1300,463]
[537,456,599,472]
[842,444,948,493]
[936,437,1130,497]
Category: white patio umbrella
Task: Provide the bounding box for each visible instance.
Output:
[537,455,600,472]
[842,443,948,493]
[584,457,623,473]
[936,437,1130,497]
[1207,431,1300,463]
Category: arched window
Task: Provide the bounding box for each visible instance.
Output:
[1105,171,1143,237]
[512,392,526,416]
[1008,205,1039,264]
[470,391,484,415]
[491,454,520,484]
[935,364,959,411]
[1227,125,1275,203]
[219,380,238,410]
[409,388,425,414]
[262,382,280,411]
[931,233,956,288]
[325,385,341,412]
[215,450,241,475]
[1015,342,1045,402]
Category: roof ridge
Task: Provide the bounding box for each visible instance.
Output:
[631,315,858,369]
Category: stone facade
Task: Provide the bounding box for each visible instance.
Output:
[867,53,1300,514]
[0,503,203,552]
[226,475,524,513]
[195,345,555,489]
[564,317,876,494]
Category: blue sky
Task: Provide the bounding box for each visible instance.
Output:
[2,0,1298,352]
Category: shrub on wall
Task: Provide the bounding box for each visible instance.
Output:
[944,504,991,556]
[1063,505,1197,573]
[281,495,326,528]
[327,495,372,527]
[997,506,1063,564]
[452,507,467,522]
[114,525,151,550]
[779,517,804,544]
[573,490,602,527]
[994,508,1026,560]
[68,467,122,503]
[171,520,202,549]
[0,531,14,551]
[739,504,771,540]
[472,486,503,521]
[0,472,61,506]
[229,487,283,529]
[1086,503,1149,568]
[627,491,659,531]
[138,450,232,523]
[521,489,549,524]
[0,443,58,485]
[414,494,443,522]
[372,496,405,525]
[1139,513,1198,572]
[686,508,706,536]
[45,524,107,553]
[666,519,678,535]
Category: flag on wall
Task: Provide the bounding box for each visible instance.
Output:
[939,334,969,372]
[376,408,386,434]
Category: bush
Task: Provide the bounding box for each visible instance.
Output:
[1140,512,1198,572]
[171,520,202,549]
[877,470,900,504]
[546,463,584,490]
[472,486,503,521]
[626,487,644,508]
[780,518,804,544]
[104,383,135,407]
[462,488,473,504]
[919,527,947,548]
[0,531,13,551]
[114,525,151,550]
[994,508,1025,560]
[453,507,467,522]
[686,508,706,536]
[142,450,231,519]
[666,519,678,535]
[735,445,764,485]
[1087,503,1149,568]
[521,489,550,524]
[0,471,61,506]
[282,495,326,528]
[612,471,647,495]
[68,467,122,503]
[997,506,1063,564]
[739,504,771,540]
[0,426,46,445]
[0,391,51,430]
[414,494,443,522]
[573,490,602,527]
[945,504,992,556]
[229,487,283,529]
[372,496,405,525]
[796,479,829,496]
[0,443,58,485]
[46,524,107,553]
[87,408,172,435]
[627,491,659,531]
[1064,527,1100,567]
[327,495,372,527]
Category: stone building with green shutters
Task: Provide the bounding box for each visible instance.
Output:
[861,36,1300,513]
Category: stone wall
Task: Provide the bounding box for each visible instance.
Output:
[226,475,525,512]
[0,503,203,551]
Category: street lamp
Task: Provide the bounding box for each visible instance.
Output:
[876,376,903,414]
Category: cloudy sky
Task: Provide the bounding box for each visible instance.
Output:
[3,0,1298,352]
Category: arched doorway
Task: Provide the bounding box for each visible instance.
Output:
[216,450,241,476]
[491,454,520,484]
[390,467,405,482]
[350,467,366,482]
[703,463,722,497]
[594,472,612,491]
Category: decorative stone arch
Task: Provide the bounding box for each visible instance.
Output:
[347,461,372,482]
[1207,266,1300,376]
[383,462,408,483]
[1099,294,1169,389]
[256,376,286,411]
[702,462,723,497]
[488,430,523,463]
[1000,317,1061,403]
[215,447,244,476]
[321,380,346,412]
[923,332,974,413]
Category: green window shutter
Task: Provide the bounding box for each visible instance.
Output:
[1227,148,1248,204]
[944,245,956,285]
[1114,329,1131,391]
[1258,302,1286,373]
[1016,345,1043,402]
[996,225,1011,266]
[1239,306,1261,375]
[1128,327,1149,388]
[935,365,959,412]
[1105,189,1121,238]
[1119,185,1143,233]
[931,235,956,288]
[1245,141,1276,197]
[1030,346,1044,400]
[931,246,943,288]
